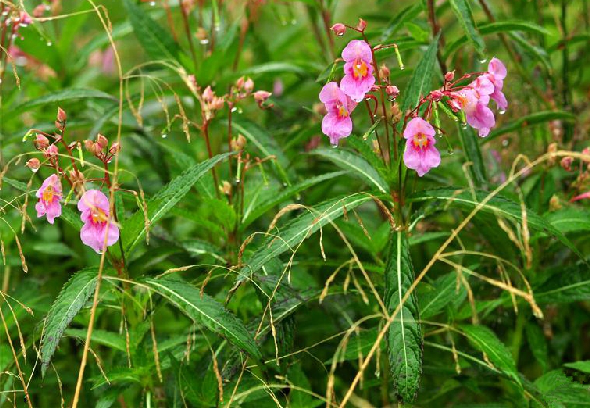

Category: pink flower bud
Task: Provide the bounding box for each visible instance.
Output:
[109,142,120,154]
[57,107,67,123]
[26,158,40,171]
[253,90,271,102]
[236,76,245,89]
[430,90,443,101]
[561,157,573,171]
[84,140,95,152]
[32,4,46,18]
[203,86,214,103]
[379,64,390,79]
[96,134,108,149]
[356,18,367,32]
[45,144,58,158]
[444,71,455,82]
[34,134,50,150]
[386,85,399,99]
[331,23,346,36]
[244,77,254,93]
[210,96,225,110]
[370,85,380,92]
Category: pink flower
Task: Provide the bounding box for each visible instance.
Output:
[403,117,441,177]
[35,174,62,224]
[485,57,508,110]
[319,82,357,145]
[78,190,119,254]
[340,40,375,102]
[453,87,495,137]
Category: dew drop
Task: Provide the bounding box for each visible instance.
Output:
[32,168,39,173]
[356,64,362,69]
[461,124,467,129]
[149,1,155,6]
[282,182,288,187]
[502,139,509,147]
[479,58,488,64]
[231,106,238,112]
[400,66,405,70]
[331,143,338,148]
[337,32,344,37]
[235,178,241,184]
[200,39,209,45]
[46,41,52,46]
[161,133,168,139]
[499,110,506,115]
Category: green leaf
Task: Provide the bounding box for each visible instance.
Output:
[311,148,389,193]
[526,323,548,372]
[122,0,189,68]
[65,328,126,352]
[461,325,521,385]
[400,35,439,113]
[380,4,423,43]
[409,188,584,260]
[236,194,372,285]
[12,89,116,113]
[449,0,485,56]
[444,21,550,58]
[485,111,576,142]
[231,118,291,185]
[120,153,231,254]
[40,268,100,376]
[564,361,590,374]
[419,270,464,319]
[385,231,423,403]
[458,124,488,184]
[143,276,261,359]
[241,171,346,228]
[535,369,590,406]
[545,208,590,234]
[534,263,590,304]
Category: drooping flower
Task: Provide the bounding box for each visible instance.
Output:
[35,174,62,224]
[403,117,441,177]
[485,57,508,110]
[319,82,357,145]
[452,86,495,137]
[340,40,376,102]
[78,190,119,254]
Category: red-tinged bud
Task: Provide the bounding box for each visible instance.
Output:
[34,134,49,150]
[370,85,380,92]
[57,107,67,123]
[84,140,95,152]
[236,76,245,89]
[32,4,46,18]
[69,168,85,185]
[386,85,399,99]
[331,23,346,36]
[430,89,443,101]
[244,77,254,93]
[379,64,390,80]
[356,18,367,32]
[253,90,271,102]
[96,133,108,149]
[231,134,247,151]
[203,86,214,103]
[45,144,58,158]
[26,158,40,171]
[445,71,455,82]
[55,121,64,132]
[109,142,120,154]
[561,156,573,171]
[210,96,225,110]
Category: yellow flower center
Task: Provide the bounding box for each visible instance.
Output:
[337,104,349,118]
[91,207,108,224]
[353,58,368,79]
[42,186,54,202]
[413,132,429,149]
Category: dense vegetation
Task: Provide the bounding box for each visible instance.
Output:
[0,0,589,406]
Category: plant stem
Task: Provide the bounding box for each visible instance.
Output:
[180,0,199,71]
[427,0,448,74]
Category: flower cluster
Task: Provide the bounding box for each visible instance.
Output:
[27,108,121,254]
[402,58,508,177]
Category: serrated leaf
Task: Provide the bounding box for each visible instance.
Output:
[119,153,231,254]
[241,171,346,228]
[409,188,584,260]
[40,268,100,376]
[419,270,465,319]
[461,325,520,385]
[65,328,126,352]
[236,194,372,285]
[122,0,189,68]
[564,361,590,374]
[449,0,485,56]
[231,118,291,185]
[535,369,590,406]
[311,148,389,193]
[385,231,423,402]
[535,263,590,304]
[545,208,590,234]
[143,276,261,359]
[526,323,548,372]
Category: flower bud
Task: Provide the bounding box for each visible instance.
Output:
[253,90,271,102]
[195,27,208,42]
[96,133,108,149]
[244,77,254,93]
[57,107,67,123]
[582,147,590,161]
[109,142,121,154]
[219,181,232,196]
[561,156,573,171]
[356,18,367,32]
[32,4,46,18]
[26,158,40,171]
[331,23,346,36]
[231,134,247,151]
[430,89,443,101]
[379,64,390,80]
[549,195,562,211]
[84,140,95,152]
[386,85,399,99]
[45,144,58,158]
[34,134,50,150]
[69,168,85,185]
[444,71,455,82]
[210,96,225,110]
[370,84,380,92]
[236,76,245,89]
[203,86,214,103]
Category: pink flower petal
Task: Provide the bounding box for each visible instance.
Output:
[341,40,372,63]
